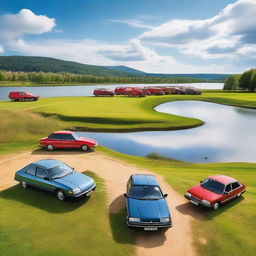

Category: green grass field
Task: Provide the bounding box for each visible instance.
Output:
[0,91,256,255]
[99,146,256,256]
[0,172,135,256]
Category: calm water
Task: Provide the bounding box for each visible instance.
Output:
[0,83,223,100]
[78,101,256,163]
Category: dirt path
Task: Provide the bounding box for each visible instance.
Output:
[0,150,197,256]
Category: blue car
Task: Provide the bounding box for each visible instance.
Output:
[15,159,96,201]
[124,174,172,231]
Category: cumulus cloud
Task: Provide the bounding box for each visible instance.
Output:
[0,45,4,53]
[7,38,238,73]
[0,9,56,40]
[139,0,256,59]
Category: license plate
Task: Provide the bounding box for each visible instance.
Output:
[190,200,198,205]
[86,190,93,196]
[144,227,158,231]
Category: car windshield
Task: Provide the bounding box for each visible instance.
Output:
[201,178,225,194]
[48,163,73,179]
[72,133,80,140]
[128,185,163,200]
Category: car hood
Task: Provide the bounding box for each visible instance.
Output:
[79,137,97,145]
[55,172,94,191]
[188,184,222,202]
[128,198,170,220]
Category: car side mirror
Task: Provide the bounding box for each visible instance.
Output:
[72,167,74,170]
[164,194,168,198]
[124,193,127,198]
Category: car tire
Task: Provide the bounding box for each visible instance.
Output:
[213,202,220,210]
[21,181,27,188]
[81,145,88,151]
[47,145,54,151]
[56,190,66,201]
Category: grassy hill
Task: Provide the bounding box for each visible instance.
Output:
[0,56,228,81]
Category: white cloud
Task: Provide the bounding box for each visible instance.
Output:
[7,38,239,73]
[109,19,154,29]
[139,0,256,59]
[0,9,56,40]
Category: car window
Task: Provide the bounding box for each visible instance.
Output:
[201,178,225,194]
[232,182,241,190]
[26,165,36,176]
[36,167,48,179]
[49,134,74,140]
[225,184,232,192]
[128,185,163,200]
[47,163,73,179]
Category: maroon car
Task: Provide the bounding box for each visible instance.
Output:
[9,91,39,101]
[144,87,164,95]
[40,131,97,151]
[114,86,130,95]
[185,175,246,210]
[124,87,147,97]
[93,88,114,97]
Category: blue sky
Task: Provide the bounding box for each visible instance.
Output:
[0,0,255,73]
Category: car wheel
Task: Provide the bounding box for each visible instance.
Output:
[57,190,66,201]
[47,145,54,151]
[81,145,88,151]
[21,181,27,188]
[213,202,220,210]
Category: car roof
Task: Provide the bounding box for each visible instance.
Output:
[209,175,237,185]
[131,174,159,186]
[32,159,63,169]
[53,130,74,135]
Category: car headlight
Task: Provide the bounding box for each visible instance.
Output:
[202,199,210,205]
[72,188,81,194]
[129,217,140,222]
[185,192,191,197]
[160,217,170,223]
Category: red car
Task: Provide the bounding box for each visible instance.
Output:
[93,88,114,97]
[144,87,164,95]
[9,91,39,101]
[184,175,246,210]
[124,87,147,97]
[114,86,130,95]
[40,131,97,151]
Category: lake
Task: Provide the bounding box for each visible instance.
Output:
[0,83,223,100]
[78,101,256,163]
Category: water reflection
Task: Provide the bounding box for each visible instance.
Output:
[0,83,223,100]
[78,101,256,163]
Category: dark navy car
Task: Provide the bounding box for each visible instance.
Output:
[124,174,172,231]
[15,159,96,201]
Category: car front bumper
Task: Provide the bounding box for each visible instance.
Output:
[127,221,172,228]
[184,194,212,208]
[70,183,97,198]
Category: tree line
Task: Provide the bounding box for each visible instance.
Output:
[0,71,206,84]
[223,69,256,91]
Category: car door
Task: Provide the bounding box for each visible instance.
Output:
[222,183,234,203]
[35,167,55,191]
[61,134,77,148]
[231,182,242,196]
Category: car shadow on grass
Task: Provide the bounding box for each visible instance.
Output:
[176,196,244,220]
[0,184,90,213]
[109,194,167,248]
[31,147,95,155]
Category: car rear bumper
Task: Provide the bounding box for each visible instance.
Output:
[71,183,97,198]
[184,195,212,207]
